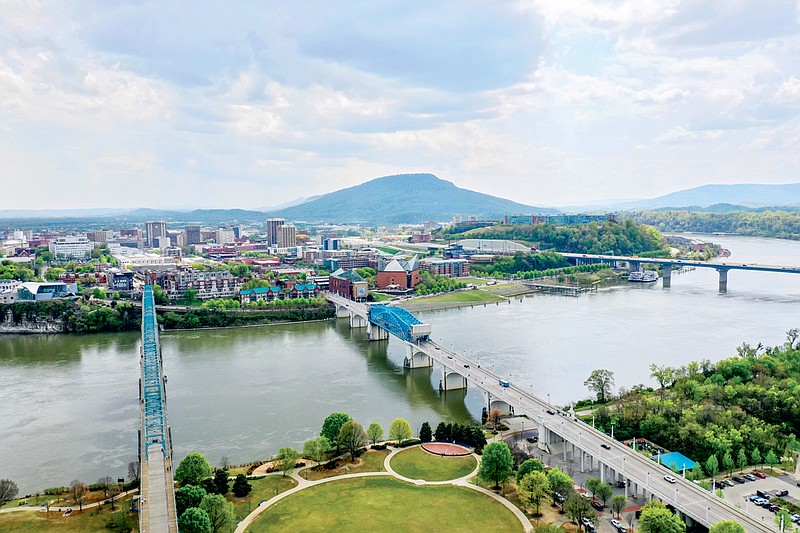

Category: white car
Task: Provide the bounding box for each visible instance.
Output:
[664,475,678,484]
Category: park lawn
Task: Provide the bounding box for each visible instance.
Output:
[227,475,297,521]
[0,497,138,532]
[390,447,477,482]
[458,276,489,285]
[247,477,523,533]
[303,450,390,481]
[368,292,393,302]
[416,290,505,304]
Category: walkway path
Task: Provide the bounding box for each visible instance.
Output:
[0,489,138,515]
[234,445,533,533]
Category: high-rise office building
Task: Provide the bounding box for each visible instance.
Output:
[185,225,202,245]
[145,221,167,248]
[278,224,297,248]
[266,218,285,246]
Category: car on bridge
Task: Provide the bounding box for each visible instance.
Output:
[499,379,510,387]
[664,475,678,484]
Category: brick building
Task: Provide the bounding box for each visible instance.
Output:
[329,269,368,301]
[419,258,470,277]
[375,256,420,290]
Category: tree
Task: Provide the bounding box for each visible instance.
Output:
[722,451,735,475]
[488,407,503,430]
[736,448,748,472]
[478,441,514,489]
[585,477,601,497]
[639,501,686,533]
[338,420,367,461]
[303,436,331,465]
[92,287,106,299]
[70,479,87,510]
[367,422,384,444]
[96,475,116,509]
[584,369,614,402]
[200,493,236,533]
[178,507,212,533]
[184,288,199,303]
[277,447,300,477]
[128,460,140,481]
[176,453,213,486]
[565,493,595,530]
[518,471,550,516]
[751,448,762,469]
[0,479,18,506]
[516,458,545,483]
[709,521,745,533]
[706,454,720,477]
[389,418,412,443]
[595,483,613,507]
[232,474,252,497]
[777,509,795,532]
[765,449,779,472]
[219,456,231,470]
[434,421,448,441]
[547,467,574,506]
[611,494,626,518]
[212,469,229,495]
[176,484,207,516]
[321,412,352,449]
[650,364,678,393]
[106,508,133,531]
[690,463,704,481]
[419,422,433,443]
[151,284,169,304]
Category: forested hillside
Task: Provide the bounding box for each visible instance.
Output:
[592,330,800,466]
[630,210,800,240]
[442,219,665,255]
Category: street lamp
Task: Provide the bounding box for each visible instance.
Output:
[547,393,551,405]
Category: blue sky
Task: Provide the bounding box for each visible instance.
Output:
[1,1,799,210]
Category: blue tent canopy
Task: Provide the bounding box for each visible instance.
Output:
[656,451,695,471]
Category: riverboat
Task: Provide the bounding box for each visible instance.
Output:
[628,270,658,283]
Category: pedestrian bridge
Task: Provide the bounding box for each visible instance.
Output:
[562,252,800,291]
[326,292,771,532]
[139,285,178,533]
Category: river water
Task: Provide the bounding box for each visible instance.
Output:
[1,234,799,494]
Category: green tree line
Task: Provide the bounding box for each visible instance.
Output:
[630,210,800,240]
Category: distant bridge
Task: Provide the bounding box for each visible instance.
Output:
[325,292,772,532]
[561,252,800,291]
[139,285,178,533]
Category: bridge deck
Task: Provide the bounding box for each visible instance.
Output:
[140,286,177,533]
[561,252,800,274]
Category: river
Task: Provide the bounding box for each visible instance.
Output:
[1,234,799,495]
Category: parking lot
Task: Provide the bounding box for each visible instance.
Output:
[717,473,799,525]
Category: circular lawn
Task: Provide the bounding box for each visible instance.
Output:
[247,477,523,533]
[390,446,477,482]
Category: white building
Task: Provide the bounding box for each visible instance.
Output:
[49,235,94,258]
[215,228,236,244]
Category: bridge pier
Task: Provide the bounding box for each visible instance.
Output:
[662,263,672,287]
[405,344,433,368]
[368,323,389,341]
[440,369,468,391]
[335,304,350,318]
[717,267,729,292]
[349,312,368,328]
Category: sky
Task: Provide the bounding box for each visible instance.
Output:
[1,0,799,210]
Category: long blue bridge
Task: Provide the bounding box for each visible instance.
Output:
[324,292,771,532]
[139,285,178,532]
[561,252,800,291]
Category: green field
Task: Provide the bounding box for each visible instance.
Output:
[247,477,522,533]
[390,447,477,481]
[227,475,297,521]
[0,497,138,532]
[368,292,393,302]
[410,290,505,304]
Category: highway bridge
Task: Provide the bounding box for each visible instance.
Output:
[325,292,773,532]
[561,252,800,291]
[139,285,178,533]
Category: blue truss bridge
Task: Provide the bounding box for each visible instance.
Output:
[139,285,178,533]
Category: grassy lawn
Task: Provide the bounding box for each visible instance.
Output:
[415,290,505,304]
[390,447,477,481]
[368,292,393,302]
[227,475,297,521]
[304,450,389,481]
[247,477,523,533]
[0,497,138,532]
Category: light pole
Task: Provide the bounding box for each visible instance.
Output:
[547,393,551,405]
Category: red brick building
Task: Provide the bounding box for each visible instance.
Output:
[375,256,421,290]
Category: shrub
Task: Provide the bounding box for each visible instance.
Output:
[398,438,422,448]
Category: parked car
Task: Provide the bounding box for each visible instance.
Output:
[744,474,757,481]
[754,498,769,506]
[720,479,735,487]
[732,476,746,483]
[777,489,789,497]
[591,499,604,511]
[753,471,767,479]
[757,490,771,499]
[768,504,781,513]
[526,436,538,443]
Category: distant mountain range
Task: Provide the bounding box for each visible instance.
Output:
[265,173,558,223]
[609,183,800,211]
